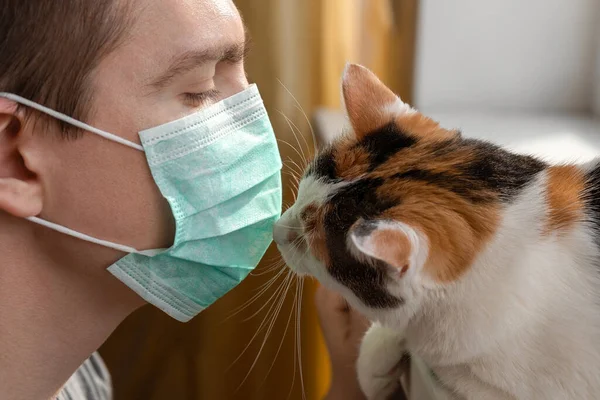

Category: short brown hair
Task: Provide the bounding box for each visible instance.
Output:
[0,0,133,136]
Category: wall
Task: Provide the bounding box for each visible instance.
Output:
[414,0,599,113]
[594,8,600,117]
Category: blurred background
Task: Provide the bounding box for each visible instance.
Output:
[99,0,600,399]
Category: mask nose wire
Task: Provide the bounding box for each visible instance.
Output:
[0,92,145,151]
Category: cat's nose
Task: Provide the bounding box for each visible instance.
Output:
[273,221,300,246]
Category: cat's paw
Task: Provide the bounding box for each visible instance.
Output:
[357,322,408,400]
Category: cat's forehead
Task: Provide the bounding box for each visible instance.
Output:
[295,173,347,211]
[306,121,418,183]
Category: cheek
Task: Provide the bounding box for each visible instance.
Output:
[46,135,175,251]
[278,243,310,276]
[303,206,331,265]
[307,232,330,265]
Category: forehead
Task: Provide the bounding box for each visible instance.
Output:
[130,0,243,63]
[87,0,244,135]
[95,0,244,89]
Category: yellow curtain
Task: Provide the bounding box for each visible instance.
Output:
[99,2,417,399]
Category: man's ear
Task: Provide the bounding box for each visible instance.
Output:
[0,97,43,218]
[348,219,426,279]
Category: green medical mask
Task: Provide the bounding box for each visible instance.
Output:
[0,85,283,322]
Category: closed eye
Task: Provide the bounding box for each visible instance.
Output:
[300,204,320,233]
[182,88,221,107]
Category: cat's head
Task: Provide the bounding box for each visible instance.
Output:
[274,64,525,326]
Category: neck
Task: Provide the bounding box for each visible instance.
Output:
[0,217,143,400]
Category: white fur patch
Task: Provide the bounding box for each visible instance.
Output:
[396,173,600,398]
[384,98,416,117]
[357,322,406,400]
[274,174,345,276]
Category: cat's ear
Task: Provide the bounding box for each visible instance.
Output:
[342,64,413,137]
[348,219,425,278]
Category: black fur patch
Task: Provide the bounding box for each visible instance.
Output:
[351,219,379,238]
[393,168,496,203]
[393,139,546,204]
[463,139,546,201]
[358,123,417,171]
[306,148,338,181]
[583,162,600,246]
[324,178,402,308]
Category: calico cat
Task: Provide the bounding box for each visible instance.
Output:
[274,64,600,399]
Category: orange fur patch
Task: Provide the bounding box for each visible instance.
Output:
[370,139,478,182]
[305,204,330,265]
[395,112,459,142]
[334,136,371,180]
[377,180,500,282]
[544,165,584,235]
[342,65,399,138]
[343,64,399,135]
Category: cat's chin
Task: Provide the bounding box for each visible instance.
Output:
[277,245,310,276]
[286,266,309,277]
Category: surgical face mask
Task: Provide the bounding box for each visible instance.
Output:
[0,85,283,322]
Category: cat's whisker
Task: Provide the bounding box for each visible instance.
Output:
[278,110,309,168]
[277,138,308,169]
[283,167,302,184]
[283,169,302,186]
[260,252,285,264]
[286,232,310,400]
[280,111,313,164]
[297,277,306,400]
[294,103,317,155]
[249,267,285,291]
[289,159,304,184]
[283,158,303,177]
[259,275,299,389]
[250,262,286,277]
[277,78,317,154]
[227,271,294,374]
[223,265,288,322]
[248,261,286,292]
[287,239,307,266]
[274,224,303,230]
[282,171,301,190]
[235,271,296,392]
[249,255,286,277]
[254,254,287,270]
[241,271,294,322]
[285,158,306,179]
[282,169,300,202]
[286,277,302,400]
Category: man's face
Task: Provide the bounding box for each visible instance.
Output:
[34,0,248,268]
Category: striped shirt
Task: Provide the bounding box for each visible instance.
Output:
[55,352,112,400]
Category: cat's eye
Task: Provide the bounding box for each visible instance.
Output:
[300,204,319,232]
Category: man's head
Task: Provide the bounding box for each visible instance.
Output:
[0,0,248,298]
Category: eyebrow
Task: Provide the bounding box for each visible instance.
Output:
[147,32,251,91]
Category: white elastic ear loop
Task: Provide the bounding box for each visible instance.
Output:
[26,216,139,254]
[0,92,144,151]
[26,217,162,256]
[1,93,163,255]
